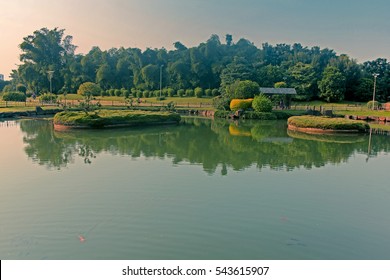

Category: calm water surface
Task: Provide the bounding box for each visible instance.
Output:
[0,118,389,260]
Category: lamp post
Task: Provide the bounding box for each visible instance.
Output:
[160,65,164,98]
[47,70,54,94]
[372,73,379,110]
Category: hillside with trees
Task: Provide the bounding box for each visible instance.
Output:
[4,27,390,103]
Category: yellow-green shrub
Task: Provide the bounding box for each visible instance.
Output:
[229,98,253,111]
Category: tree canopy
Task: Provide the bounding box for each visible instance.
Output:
[6,27,390,103]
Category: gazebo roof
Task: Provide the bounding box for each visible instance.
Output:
[259,87,297,95]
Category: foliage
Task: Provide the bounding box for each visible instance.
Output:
[11,27,390,103]
[288,116,369,132]
[177,89,185,97]
[53,110,181,128]
[195,87,204,98]
[16,84,27,94]
[2,91,27,102]
[367,100,381,110]
[252,94,273,112]
[243,112,277,120]
[274,81,287,88]
[77,82,102,96]
[39,93,58,103]
[233,80,259,99]
[318,66,346,102]
[167,88,175,97]
[229,98,253,111]
[213,95,230,110]
[185,89,194,97]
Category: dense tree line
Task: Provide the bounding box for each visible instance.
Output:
[4,27,390,103]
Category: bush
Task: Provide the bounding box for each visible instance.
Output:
[143,90,150,98]
[136,90,142,98]
[205,89,212,96]
[212,89,220,97]
[121,89,130,98]
[195,87,204,98]
[367,100,381,110]
[156,96,166,101]
[213,95,230,110]
[167,88,175,97]
[108,89,115,96]
[77,82,102,96]
[2,91,26,102]
[252,94,273,112]
[39,93,58,103]
[16,84,27,94]
[185,89,194,97]
[230,98,253,111]
[233,80,259,99]
[244,111,277,120]
[177,89,185,97]
[113,89,121,97]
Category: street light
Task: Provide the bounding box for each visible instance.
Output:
[160,65,164,98]
[47,70,54,94]
[372,73,379,110]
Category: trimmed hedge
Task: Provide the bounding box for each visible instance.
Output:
[229,98,253,111]
[2,91,26,102]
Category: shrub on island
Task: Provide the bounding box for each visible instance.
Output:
[287,116,369,133]
[53,110,181,129]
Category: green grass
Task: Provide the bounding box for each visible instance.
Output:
[292,100,365,107]
[288,116,369,132]
[0,106,59,113]
[53,110,181,128]
[0,106,36,113]
[336,110,390,117]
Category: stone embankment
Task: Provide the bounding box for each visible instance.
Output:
[345,115,390,123]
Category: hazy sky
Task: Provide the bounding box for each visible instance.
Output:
[1,0,389,79]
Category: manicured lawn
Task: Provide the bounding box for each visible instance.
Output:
[0,106,36,113]
[336,110,390,117]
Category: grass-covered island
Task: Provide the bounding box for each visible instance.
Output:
[287,116,369,134]
[53,110,181,130]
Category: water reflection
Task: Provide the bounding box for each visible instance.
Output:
[19,118,390,174]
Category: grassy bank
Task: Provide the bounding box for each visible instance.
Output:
[288,116,369,132]
[214,109,306,120]
[53,110,181,128]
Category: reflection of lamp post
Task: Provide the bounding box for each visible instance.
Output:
[160,65,164,98]
[366,128,372,163]
[372,73,379,110]
[47,70,54,94]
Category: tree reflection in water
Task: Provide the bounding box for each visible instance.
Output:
[19,118,390,174]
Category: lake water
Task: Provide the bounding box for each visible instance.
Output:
[0,117,389,260]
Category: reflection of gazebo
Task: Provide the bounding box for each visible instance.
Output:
[259,87,297,108]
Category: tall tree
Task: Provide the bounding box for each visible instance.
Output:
[318,66,346,102]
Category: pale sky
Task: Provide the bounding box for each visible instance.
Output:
[1,0,389,79]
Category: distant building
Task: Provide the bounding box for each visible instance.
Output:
[0,74,4,81]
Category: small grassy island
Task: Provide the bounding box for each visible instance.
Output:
[287,116,369,134]
[53,110,181,130]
